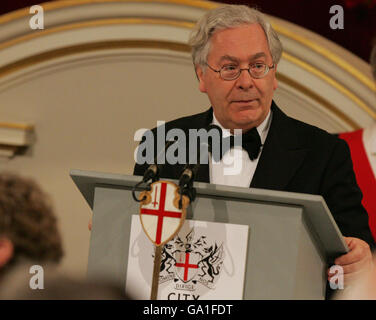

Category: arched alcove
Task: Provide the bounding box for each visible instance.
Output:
[0,0,374,275]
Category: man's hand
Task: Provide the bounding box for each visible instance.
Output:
[333,254,376,299]
[328,237,373,285]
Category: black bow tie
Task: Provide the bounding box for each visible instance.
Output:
[208,126,262,161]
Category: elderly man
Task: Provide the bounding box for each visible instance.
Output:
[134,5,374,293]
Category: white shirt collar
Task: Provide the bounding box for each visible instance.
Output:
[211,109,272,145]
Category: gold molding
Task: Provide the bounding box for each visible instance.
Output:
[0,122,34,130]
[0,40,190,78]
[0,122,34,158]
[1,0,374,95]
[0,0,373,93]
[0,0,218,24]
[0,18,195,51]
[277,73,360,130]
[272,24,375,92]
[283,52,376,120]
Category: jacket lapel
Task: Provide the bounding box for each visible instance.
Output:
[181,102,308,189]
[169,108,212,183]
[250,102,308,190]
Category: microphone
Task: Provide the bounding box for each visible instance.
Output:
[178,163,200,188]
[142,139,177,183]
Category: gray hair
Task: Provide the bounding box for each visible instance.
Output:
[188,5,283,69]
[371,42,376,80]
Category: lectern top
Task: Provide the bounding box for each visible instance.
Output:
[70,169,348,260]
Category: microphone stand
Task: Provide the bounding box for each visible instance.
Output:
[178,165,198,209]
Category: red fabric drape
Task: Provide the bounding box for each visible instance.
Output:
[340,129,376,241]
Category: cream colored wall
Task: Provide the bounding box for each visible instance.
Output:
[0,49,210,277]
[0,0,375,278]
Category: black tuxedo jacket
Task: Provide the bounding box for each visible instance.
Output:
[134,101,375,248]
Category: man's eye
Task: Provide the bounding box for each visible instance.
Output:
[253,63,265,69]
[223,65,238,71]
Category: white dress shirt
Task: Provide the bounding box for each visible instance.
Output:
[209,110,272,187]
[363,122,376,179]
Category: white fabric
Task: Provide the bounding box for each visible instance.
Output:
[209,110,272,187]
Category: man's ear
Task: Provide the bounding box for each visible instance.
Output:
[196,66,207,93]
[0,237,14,269]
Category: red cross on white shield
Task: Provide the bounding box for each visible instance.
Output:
[175,252,199,283]
[140,181,186,246]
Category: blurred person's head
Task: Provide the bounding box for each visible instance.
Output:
[0,172,63,279]
[0,264,127,300]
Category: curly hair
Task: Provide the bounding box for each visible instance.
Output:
[0,172,63,268]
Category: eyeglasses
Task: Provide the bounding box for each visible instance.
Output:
[206,62,275,80]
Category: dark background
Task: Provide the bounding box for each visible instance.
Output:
[1,0,376,63]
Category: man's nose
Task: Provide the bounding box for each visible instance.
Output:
[236,69,254,90]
